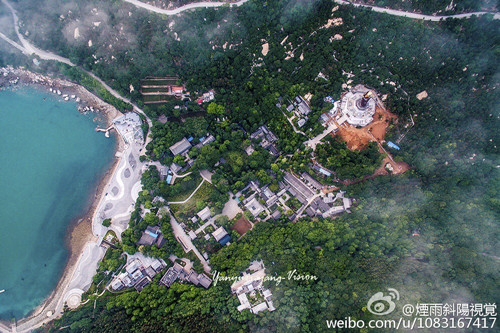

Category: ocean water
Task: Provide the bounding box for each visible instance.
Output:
[0,87,115,320]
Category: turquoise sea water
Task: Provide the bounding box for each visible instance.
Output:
[0,87,115,319]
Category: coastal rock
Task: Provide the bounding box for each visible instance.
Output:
[416,90,428,100]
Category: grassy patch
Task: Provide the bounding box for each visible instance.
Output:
[170,181,214,223]
[164,173,203,203]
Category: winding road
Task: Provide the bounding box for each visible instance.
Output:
[0,0,498,332]
[123,0,248,15]
[0,31,26,54]
[333,0,500,21]
[168,177,205,205]
[1,0,75,65]
[0,1,152,332]
[123,0,499,20]
[0,0,153,132]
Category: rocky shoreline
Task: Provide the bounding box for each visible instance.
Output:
[0,66,121,126]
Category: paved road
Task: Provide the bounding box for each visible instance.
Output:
[284,113,306,136]
[123,0,498,20]
[305,122,338,150]
[170,170,192,184]
[123,0,248,16]
[0,31,27,54]
[195,219,216,235]
[221,195,242,219]
[333,0,500,20]
[93,144,145,240]
[1,0,75,65]
[168,210,211,273]
[200,169,213,184]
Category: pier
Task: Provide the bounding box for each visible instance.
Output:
[96,125,114,138]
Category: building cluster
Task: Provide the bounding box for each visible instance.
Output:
[110,257,166,292]
[140,76,189,105]
[159,262,212,289]
[284,171,352,218]
[197,89,215,104]
[136,225,166,248]
[160,133,215,181]
[113,112,144,145]
[180,206,231,260]
[240,180,285,221]
[170,134,215,157]
[237,169,352,221]
[110,255,213,293]
[231,261,275,314]
[284,95,313,128]
[248,125,280,157]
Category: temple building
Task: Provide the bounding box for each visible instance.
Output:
[338,85,377,127]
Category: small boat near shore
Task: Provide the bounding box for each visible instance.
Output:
[0,289,5,294]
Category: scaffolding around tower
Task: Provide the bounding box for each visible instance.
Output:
[337,85,378,127]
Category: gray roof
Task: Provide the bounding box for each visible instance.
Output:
[271,210,282,220]
[137,226,161,246]
[160,267,179,287]
[301,172,323,191]
[245,197,265,217]
[212,227,229,242]
[198,273,212,289]
[250,125,278,143]
[343,197,352,210]
[305,207,316,217]
[197,206,211,221]
[261,187,275,201]
[298,102,311,115]
[144,266,157,279]
[156,234,166,248]
[188,272,200,285]
[169,137,192,156]
[170,162,182,173]
[269,145,280,157]
[284,172,314,199]
[134,276,152,292]
[288,187,307,204]
[194,134,215,149]
[311,197,330,213]
[295,96,311,115]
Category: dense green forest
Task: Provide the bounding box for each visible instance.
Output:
[316,137,382,180]
[0,0,498,332]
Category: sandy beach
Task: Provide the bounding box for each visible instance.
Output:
[0,67,125,332]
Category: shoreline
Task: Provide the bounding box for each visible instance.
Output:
[0,67,125,332]
[0,66,122,124]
